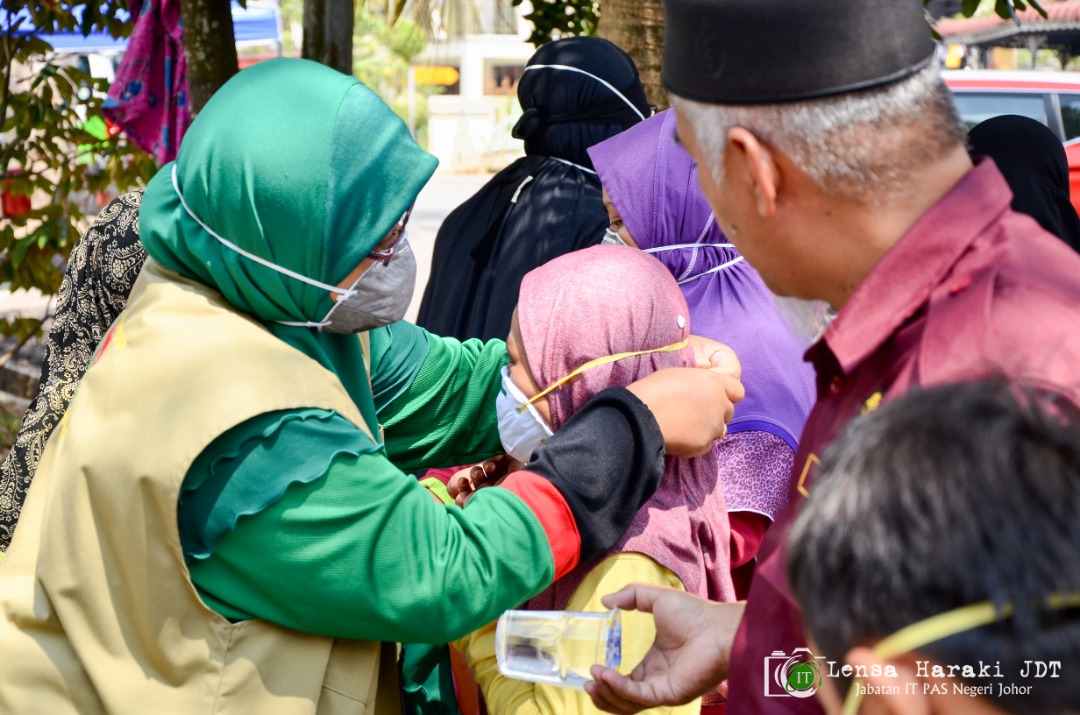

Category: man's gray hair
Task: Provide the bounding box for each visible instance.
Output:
[672,62,966,201]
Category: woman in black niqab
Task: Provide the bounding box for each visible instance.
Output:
[968,114,1080,254]
[416,36,651,341]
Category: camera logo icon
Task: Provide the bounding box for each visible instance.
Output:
[764,647,825,698]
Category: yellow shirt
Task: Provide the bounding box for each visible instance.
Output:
[454,551,701,715]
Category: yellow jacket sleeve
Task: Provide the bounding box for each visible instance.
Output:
[454,551,702,715]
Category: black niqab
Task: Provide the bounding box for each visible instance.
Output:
[417,37,648,341]
[512,37,650,170]
[968,115,1080,255]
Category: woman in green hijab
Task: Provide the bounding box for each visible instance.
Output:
[0,59,741,715]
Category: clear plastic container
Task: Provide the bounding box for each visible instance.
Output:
[495,608,621,690]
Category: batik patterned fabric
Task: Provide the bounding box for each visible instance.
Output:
[104,0,189,163]
[0,191,146,551]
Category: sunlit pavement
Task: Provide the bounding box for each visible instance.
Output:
[406,171,492,322]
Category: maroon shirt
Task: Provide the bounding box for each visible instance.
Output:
[727,160,1080,714]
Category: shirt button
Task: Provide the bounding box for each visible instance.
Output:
[829,376,844,395]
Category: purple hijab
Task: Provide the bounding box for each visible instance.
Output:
[588,109,816,520]
[519,246,735,608]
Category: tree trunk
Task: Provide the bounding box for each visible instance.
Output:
[180,0,239,114]
[303,0,355,76]
[597,0,666,110]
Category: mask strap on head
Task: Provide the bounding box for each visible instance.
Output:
[841,592,1080,715]
[549,156,598,175]
[521,337,689,412]
[522,64,646,121]
[171,165,353,299]
[642,212,720,281]
[678,212,716,280]
[644,242,737,254]
[675,256,745,285]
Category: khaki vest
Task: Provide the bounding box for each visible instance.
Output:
[0,260,400,715]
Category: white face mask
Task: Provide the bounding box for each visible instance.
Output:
[602,228,628,246]
[321,236,416,333]
[496,366,553,463]
[172,164,416,332]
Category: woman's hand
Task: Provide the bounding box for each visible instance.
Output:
[687,334,742,377]
[626,367,744,458]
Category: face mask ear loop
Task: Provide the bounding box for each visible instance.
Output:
[841,593,1080,715]
[644,243,737,254]
[519,337,690,411]
[678,212,715,281]
[278,320,333,328]
[676,256,746,285]
[522,64,646,121]
[171,165,351,297]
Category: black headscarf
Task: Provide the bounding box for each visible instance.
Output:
[513,36,651,171]
[417,37,649,341]
[968,115,1080,254]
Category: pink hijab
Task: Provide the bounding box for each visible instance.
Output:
[519,245,735,607]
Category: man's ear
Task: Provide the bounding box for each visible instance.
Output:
[845,647,932,715]
[727,127,779,218]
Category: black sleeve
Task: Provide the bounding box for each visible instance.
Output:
[522,386,666,564]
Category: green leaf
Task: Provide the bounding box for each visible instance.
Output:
[10,235,37,268]
[961,0,981,16]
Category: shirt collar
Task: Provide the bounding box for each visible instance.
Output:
[819,159,1012,374]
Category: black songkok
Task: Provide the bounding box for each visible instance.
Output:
[662,0,936,104]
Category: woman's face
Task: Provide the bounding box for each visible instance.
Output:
[332,212,411,293]
[601,186,640,249]
[506,309,552,427]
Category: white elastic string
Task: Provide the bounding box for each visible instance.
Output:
[549,156,598,175]
[677,212,715,280]
[696,213,715,244]
[644,242,737,253]
[676,255,746,285]
[523,64,646,121]
[278,319,332,328]
[511,176,534,204]
[171,165,352,297]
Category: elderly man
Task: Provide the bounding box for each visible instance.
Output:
[585,0,1080,713]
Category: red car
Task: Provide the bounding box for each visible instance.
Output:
[944,69,1080,213]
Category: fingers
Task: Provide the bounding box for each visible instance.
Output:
[585,667,659,714]
[723,374,746,406]
[706,343,741,381]
[599,583,673,613]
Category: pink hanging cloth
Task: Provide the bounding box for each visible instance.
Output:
[104,0,190,163]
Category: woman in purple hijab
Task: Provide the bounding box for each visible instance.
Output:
[588,109,817,598]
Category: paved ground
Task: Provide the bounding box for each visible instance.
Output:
[406,172,490,322]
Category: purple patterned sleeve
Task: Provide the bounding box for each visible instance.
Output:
[715,430,795,521]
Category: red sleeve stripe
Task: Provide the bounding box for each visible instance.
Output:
[501,471,581,581]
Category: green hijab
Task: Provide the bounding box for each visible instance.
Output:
[140,59,438,435]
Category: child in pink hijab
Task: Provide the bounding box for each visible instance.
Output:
[454,245,734,715]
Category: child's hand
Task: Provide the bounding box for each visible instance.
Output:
[447,456,523,507]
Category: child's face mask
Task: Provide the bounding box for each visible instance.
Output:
[496,366,554,463]
[495,338,690,464]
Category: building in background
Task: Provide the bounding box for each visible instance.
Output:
[413,0,533,171]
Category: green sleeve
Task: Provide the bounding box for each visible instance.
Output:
[186,450,556,644]
[370,321,507,470]
[179,409,379,562]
